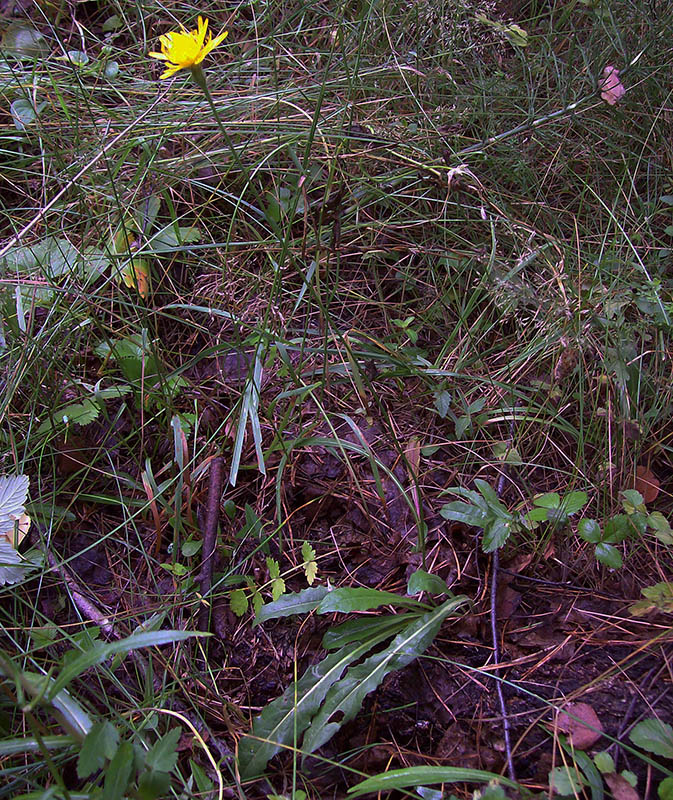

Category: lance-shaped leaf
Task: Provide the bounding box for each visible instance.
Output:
[238,638,381,779]
[301,594,469,756]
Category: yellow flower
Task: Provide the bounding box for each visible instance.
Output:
[149,16,228,79]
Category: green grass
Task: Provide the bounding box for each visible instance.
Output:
[1,0,673,796]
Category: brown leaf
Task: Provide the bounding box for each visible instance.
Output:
[600,65,626,105]
[557,702,603,749]
[604,773,640,800]
[635,465,660,503]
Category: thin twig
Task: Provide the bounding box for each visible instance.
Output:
[198,456,224,632]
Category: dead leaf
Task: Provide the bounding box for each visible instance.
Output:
[604,773,640,800]
[497,585,521,619]
[557,702,603,749]
[1,512,31,548]
[635,465,659,503]
[600,65,626,105]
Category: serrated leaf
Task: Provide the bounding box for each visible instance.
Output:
[145,726,180,772]
[103,740,134,800]
[474,480,509,518]
[77,721,119,778]
[593,751,615,775]
[0,537,30,585]
[271,577,285,601]
[482,518,511,553]
[578,519,601,543]
[534,492,561,509]
[36,398,100,435]
[302,595,469,756]
[629,718,673,759]
[595,543,622,568]
[433,390,452,418]
[301,541,316,563]
[304,560,317,585]
[266,557,280,579]
[317,587,423,614]
[348,767,519,798]
[439,500,489,528]
[0,474,29,533]
[230,589,248,617]
[254,586,329,626]
[549,766,586,795]
[407,570,449,596]
[561,491,588,515]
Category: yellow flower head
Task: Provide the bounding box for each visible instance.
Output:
[149,16,228,79]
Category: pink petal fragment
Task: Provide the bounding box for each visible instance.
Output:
[600,65,626,105]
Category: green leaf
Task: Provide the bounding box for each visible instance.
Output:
[526,507,551,523]
[603,515,630,543]
[482,518,511,553]
[102,15,123,32]
[238,642,374,778]
[77,721,119,778]
[492,442,523,465]
[317,587,423,613]
[146,225,201,253]
[271,577,286,601]
[549,766,586,796]
[439,500,489,527]
[578,519,601,543]
[301,541,316,562]
[348,767,520,797]
[629,718,673,759]
[267,557,280,579]
[595,543,622,569]
[302,595,469,756]
[181,539,202,557]
[36,398,100,435]
[63,49,89,66]
[407,570,449,596]
[534,492,561,509]
[622,490,645,513]
[593,751,615,774]
[49,630,201,697]
[433,390,452,418]
[145,726,180,772]
[658,777,673,800]
[322,615,411,651]
[648,512,673,544]
[561,491,588,515]
[138,768,171,800]
[253,587,329,626]
[230,589,248,617]
[102,740,134,800]
[11,98,43,131]
[474,480,509,518]
[1,23,50,59]
[304,560,318,585]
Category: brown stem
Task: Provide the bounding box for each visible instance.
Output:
[198,456,224,632]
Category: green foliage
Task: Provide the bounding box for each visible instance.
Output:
[239,589,469,778]
[630,718,673,760]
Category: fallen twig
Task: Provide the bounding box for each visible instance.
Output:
[198,456,224,632]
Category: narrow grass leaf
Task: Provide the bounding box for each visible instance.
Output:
[348,766,521,797]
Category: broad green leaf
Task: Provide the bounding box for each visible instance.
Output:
[348,767,520,797]
[549,766,586,796]
[630,718,673,759]
[11,98,45,131]
[578,519,601,543]
[559,737,603,800]
[593,751,615,774]
[648,512,673,544]
[102,15,123,32]
[49,630,201,697]
[533,492,560,509]
[561,491,588,515]
[595,543,622,569]
[526,507,550,523]
[103,740,134,800]
[138,769,171,800]
[302,595,469,756]
[317,587,424,613]
[147,225,201,253]
[145,726,180,772]
[238,641,375,778]
[439,500,489,528]
[322,615,411,650]
[36,398,100,435]
[433,390,451,418]
[482,518,511,553]
[253,587,329,626]
[658,777,673,800]
[474,480,510,518]
[603,515,630,543]
[230,589,248,617]
[77,721,119,778]
[407,570,449,596]
[622,490,645,513]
